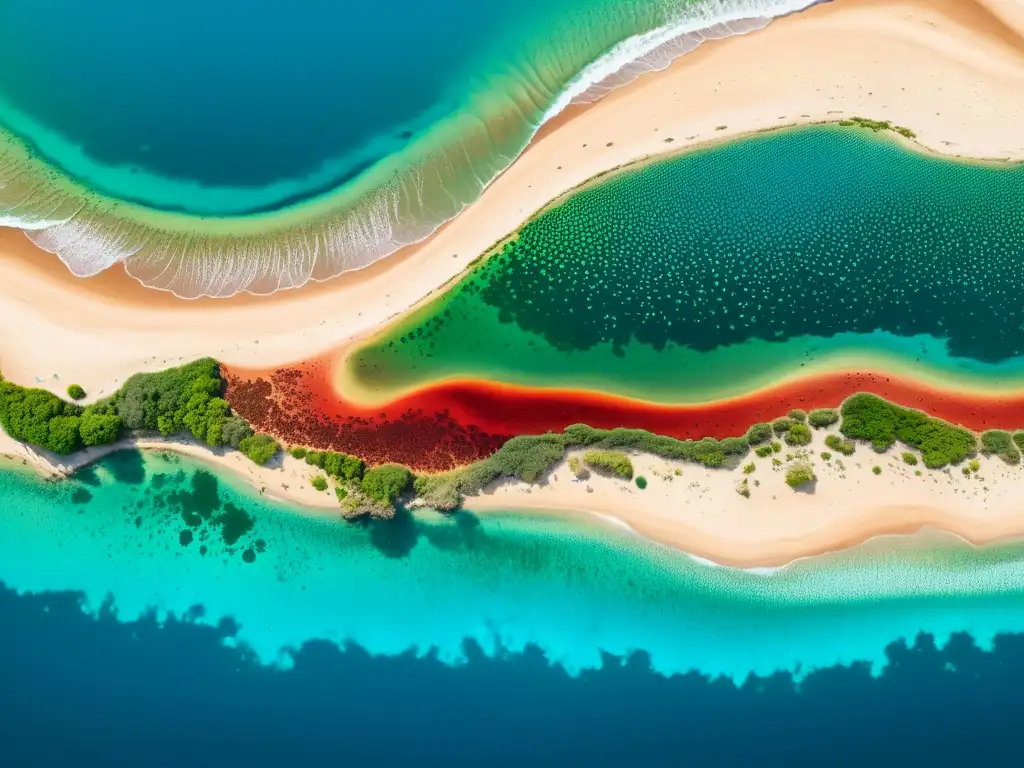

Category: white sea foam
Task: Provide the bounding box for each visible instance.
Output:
[1,0,825,298]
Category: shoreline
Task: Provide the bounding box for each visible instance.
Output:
[4,0,1024,401]
[4,414,1024,570]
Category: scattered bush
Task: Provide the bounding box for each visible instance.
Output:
[824,433,855,456]
[335,486,348,501]
[808,408,839,428]
[872,466,882,475]
[290,446,308,459]
[820,451,832,461]
[772,417,795,435]
[635,476,647,489]
[583,450,634,480]
[784,423,812,447]
[311,475,328,492]
[755,445,774,458]
[743,462,756,474]
[239,433,280,466]
[746,422,774,445]
[567,456,588,479]
[785,461,816,489]
[788,409,807,423]
[304,451,326,469]
[67,384,86,401]
[901,452,918,466]
[980,430,1021,465]
[361,464,413,504]
[969,459,981,473]
[771,441,782,453]
[736,478,750,498]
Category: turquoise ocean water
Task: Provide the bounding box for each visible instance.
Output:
[5,449,1024,683]
[0,0,816,297]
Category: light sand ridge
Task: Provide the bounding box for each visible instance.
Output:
[467,428,1024,568]
[2,0,1024,401]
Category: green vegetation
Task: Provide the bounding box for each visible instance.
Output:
[771,441,782,453]
[361,464,413,505]
[290,446,307,459]
[743,462,756,474]
[67,384,86,401]
[567,456,587,479]
[901,452,918,466]
[824,433,855,456]
[872,466,882,475]
[808,408,839,428]
[788,409,807,423]
[335,486,348,501]
[820,451,832,461]
[736,478,750,498]
[784,423,812,447]
[980,429,1021,465]
[840,393,976,469]
[785,461,816,489]
[583,450,634,480]
[238,434,280,466]
[772,417,795,435]
[969,459,981,473]
[754,444,774,458]
[311,475,328,492]
[746,422,774,445]
[840,116,916,138]
[635,475,647,490]
[1014,431,1024,453]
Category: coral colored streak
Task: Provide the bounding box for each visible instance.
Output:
[224,362,1024,471]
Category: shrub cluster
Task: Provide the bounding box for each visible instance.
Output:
[239,434,280,466]
[361,464,414,504]
[839,393,976,469]
[67,384,86,401]
[303,450,366,482]
[745,422,773,445]
[564,424,747,468]
[980,430,1021,466]
[785,460,816,489]
[772,417,795,435]
[582,450,634,479]
[784,423,812,447]
[824,433,855,456]
[808,408,839,428]
[788,409,807,423]
[0,377,123,455]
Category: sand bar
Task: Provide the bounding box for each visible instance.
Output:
[2,0,1024,400]
[467,429,1024,568]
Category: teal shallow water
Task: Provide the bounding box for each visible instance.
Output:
[0,0,816,297]
[4,449,1024,681]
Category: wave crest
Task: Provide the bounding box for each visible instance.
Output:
[0,0,819,298]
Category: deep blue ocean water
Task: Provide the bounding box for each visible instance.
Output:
[2,449,1024,764]
[1,587,1021,765]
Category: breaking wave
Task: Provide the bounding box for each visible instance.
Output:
[0,0,820,298]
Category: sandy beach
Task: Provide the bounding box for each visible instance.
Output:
[2,0,1024,402]
[467,428,1024,568]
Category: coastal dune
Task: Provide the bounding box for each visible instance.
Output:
[2,0,1024,400]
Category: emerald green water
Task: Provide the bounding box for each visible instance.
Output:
[6,449,1024,680]
[349,127,1024,402]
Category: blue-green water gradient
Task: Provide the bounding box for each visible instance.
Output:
[4,449,1024,683]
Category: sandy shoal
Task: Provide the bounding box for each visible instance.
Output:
[2,0,1024,399]
[467,428,1024,568]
